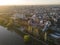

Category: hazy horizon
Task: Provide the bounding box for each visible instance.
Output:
[0,0,60,5]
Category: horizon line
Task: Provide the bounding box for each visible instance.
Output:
[0,4,60,6]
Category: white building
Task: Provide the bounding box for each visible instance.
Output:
[11,13,25,20]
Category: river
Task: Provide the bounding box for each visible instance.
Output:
[0,26,25,45]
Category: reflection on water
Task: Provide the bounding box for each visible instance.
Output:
[0,26,25,45]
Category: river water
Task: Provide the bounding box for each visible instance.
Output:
[0,26,25,45]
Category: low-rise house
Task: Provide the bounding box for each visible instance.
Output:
[11,13,26,20]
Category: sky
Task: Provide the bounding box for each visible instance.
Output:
[0,0,60,5]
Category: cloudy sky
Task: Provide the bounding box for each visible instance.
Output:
[0,0,60,5]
